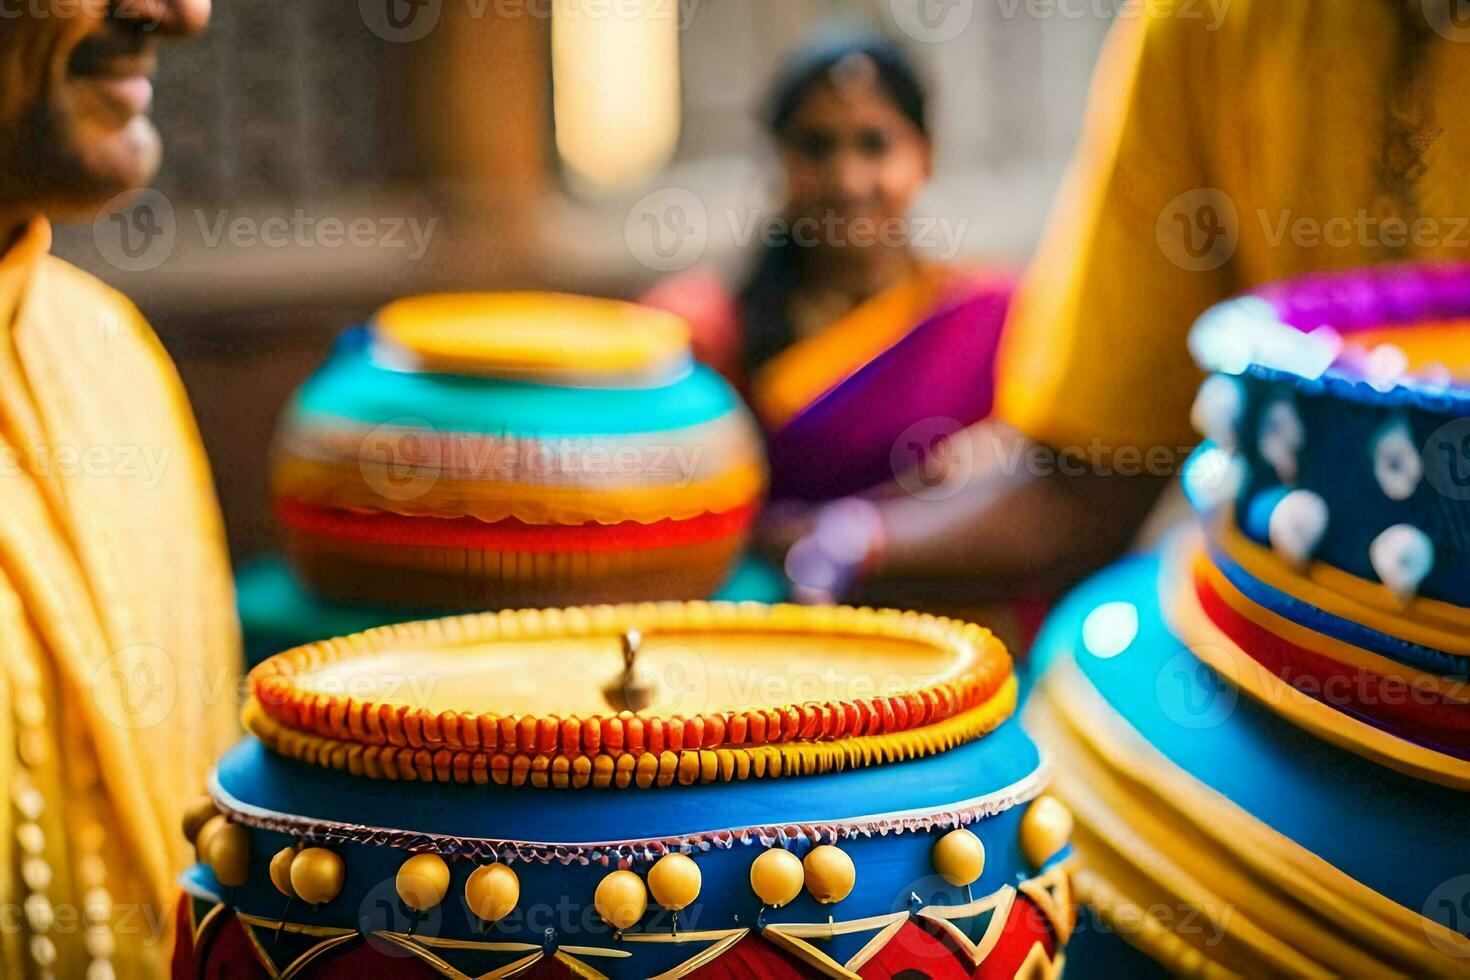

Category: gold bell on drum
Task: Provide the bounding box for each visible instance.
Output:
[749,848,804,908]
[932,828,986,887]
[1020,795,1074,868]
[465,863,520,923]
[802,845,855,905]
[204,823,250,888]
[594,869,648,931]
[397,854,452,912]
[289,847,346,906]
[647,853,701,911]
[269,847,299,898]
[181,796,219,846]
[193,814,229,861]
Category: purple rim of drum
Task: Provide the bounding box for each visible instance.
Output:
[1240,263,1470,406]
[1251,262,1470,334]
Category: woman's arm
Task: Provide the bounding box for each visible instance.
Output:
[767,421,1169,603]
[871,421,1169,597]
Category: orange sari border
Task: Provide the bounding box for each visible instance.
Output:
[748,263,981,429]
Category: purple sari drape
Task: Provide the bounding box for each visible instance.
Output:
[765,282,1011,502]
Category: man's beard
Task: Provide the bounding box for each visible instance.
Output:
[0,97,158,222]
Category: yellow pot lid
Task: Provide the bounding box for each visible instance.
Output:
[370,292,692,383]
[245,602,1016,789]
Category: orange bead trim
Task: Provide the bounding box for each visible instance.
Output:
[243,675,1018,790]
[248,602,1012,764]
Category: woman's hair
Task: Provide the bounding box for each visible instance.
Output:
[765,28,930,140]
[736,27,929,375]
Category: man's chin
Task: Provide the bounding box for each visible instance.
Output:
[33,115,162,222]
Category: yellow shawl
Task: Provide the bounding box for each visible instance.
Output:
[0,218,240,977]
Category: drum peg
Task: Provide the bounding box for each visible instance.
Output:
[604,629,656,712]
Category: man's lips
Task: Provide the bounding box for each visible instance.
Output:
[88,74,154,114]
[67,33,157,116]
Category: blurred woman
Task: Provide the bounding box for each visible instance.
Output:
[645,28,1008,485]
[644,30,1036,630]
[759,1,1468,630]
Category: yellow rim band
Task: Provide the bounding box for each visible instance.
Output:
[1027,656,1470,974]
[1173,559,1470,790]
[1196,555,1470,698]
[373,292,691,379]
[272,455,767,526]
[250,602,1008,747]
[1212,517,1470,654]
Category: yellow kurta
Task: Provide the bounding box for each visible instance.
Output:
[1003,4,1470,972]
[0,218,240,977]
[999,0,1470,462]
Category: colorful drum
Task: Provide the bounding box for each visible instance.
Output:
[272,293,766,611]
[176,602,1075,977]
[1028,263,1470,975]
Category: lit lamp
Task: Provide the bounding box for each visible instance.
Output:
[552,0,681,191]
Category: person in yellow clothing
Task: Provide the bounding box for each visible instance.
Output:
[0,1,239,977]
[785,0,1469,604]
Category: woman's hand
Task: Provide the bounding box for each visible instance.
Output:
[776,498,887,605]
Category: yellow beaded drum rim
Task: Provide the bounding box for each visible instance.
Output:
[242,684,1016,790]
[371,292,692,384]
[246,603,1016,789]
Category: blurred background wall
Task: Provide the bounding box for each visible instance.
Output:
[49,0,1114,563]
